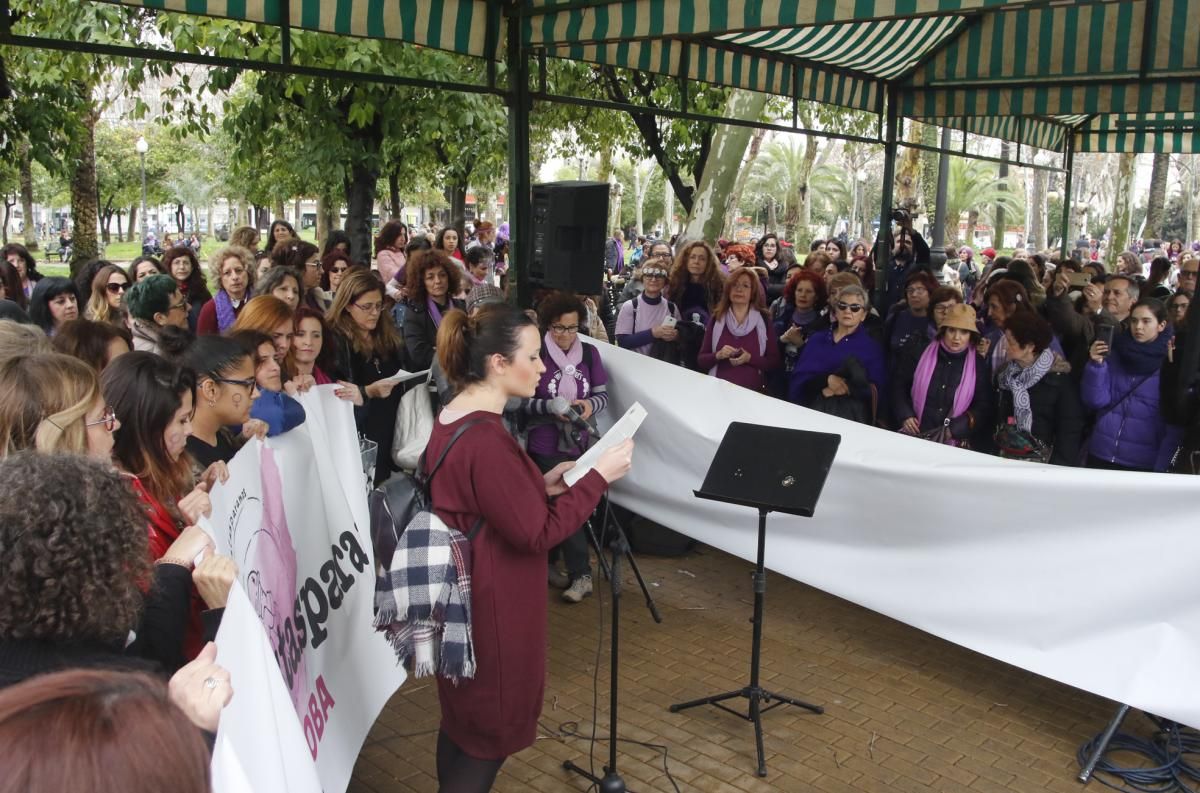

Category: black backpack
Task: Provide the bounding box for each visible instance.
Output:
[368,419,486,570]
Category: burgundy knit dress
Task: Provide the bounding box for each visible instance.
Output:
[426,410,608,759]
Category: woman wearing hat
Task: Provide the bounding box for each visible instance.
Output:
[892,303,992,446]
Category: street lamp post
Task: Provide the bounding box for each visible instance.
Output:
[136,136,148,245]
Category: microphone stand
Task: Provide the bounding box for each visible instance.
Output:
[562,424,663,793]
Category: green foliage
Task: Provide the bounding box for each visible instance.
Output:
[942,157,1024,243]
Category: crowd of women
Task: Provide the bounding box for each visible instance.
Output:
[608,232,1200,472]
[0,214,1196,792]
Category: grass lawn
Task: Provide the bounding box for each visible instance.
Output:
[33,226,321,271]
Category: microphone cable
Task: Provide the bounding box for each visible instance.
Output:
[1077,714,1200,792]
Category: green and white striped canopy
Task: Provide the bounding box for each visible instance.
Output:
[105,0,1199,153]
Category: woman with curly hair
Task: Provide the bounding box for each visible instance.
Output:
[1,243,42,300]
[327,270,407,482]
[435,225,464,262]
[0,452,230,681]
[404,248,465,372]
[697,267,781,392]
[162,247,212,333]
[197,245,255,335]
[0,353,120,460]
[131,256,167,283]
[52,319,131,373]
[668,240,725,325]
[229,225,259,252]
[85,263,131,327]
[772,269,828,396]
[101,352,230,661]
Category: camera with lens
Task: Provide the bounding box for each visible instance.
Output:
[890,207,913,224]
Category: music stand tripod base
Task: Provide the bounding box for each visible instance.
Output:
[669,422,840,777]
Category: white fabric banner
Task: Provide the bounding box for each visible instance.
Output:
[592,340,1200,729]
[207,386,406,793]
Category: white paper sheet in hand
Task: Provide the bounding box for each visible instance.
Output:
[377,368,429,385]
[564,402,646,487]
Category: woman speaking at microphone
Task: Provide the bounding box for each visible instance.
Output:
[427,303,633,792]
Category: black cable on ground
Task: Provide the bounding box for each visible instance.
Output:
[1078,714,1200,793]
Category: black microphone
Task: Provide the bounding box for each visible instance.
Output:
[547,396,599,437]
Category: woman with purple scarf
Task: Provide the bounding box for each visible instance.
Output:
[697,268,781,392]
[403,249,465,372]
[197,245,255,336]
[528,292,609,604]
[614,258,681,355]
[892,304,992,446]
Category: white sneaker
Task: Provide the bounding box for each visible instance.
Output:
[562,575,593,603]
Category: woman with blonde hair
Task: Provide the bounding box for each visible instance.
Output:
[0,322,51,363]
[327,269,406,483]
[696,267,781,392]
[197,245,255,335]
[0,353,119,460]
[85,264,131,326]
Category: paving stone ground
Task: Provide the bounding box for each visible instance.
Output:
[348,543,1121,792]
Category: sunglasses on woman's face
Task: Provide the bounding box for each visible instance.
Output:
[332,265,350,274]
[106,282,129,294]
[835,302,865,314]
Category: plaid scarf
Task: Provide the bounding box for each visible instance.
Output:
[374,511,476,682]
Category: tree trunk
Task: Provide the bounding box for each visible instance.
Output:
[1145,152,1170,239]
[995,143,1009,249]
[388,171,401,220]
[920,124,939,221]
[966,210,979,248]
[681,89,769,244]
[100,197,113,244]
[292,199,301,229]
[2,200,10,244]
[444,181,468,242]
[273,200,286,224]
[128,204,139,243]
[662,174,674,237]
[206,206,214,240]
[116,210,124,243]
[344,161,380,266]
[767,197,777,235]
[721,126,767,240]
[794,134,820,248]
[608,179,623,232]
[1109,152,1137,269]
[1029,167,1047,250]
[315,195,331,248]
[68,107,101,273]
[19,143,37,251]
[895,122,923,213]
[633,165,645,235]
[175,204,185,234]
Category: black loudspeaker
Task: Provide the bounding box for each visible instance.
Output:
[531,181,608,295]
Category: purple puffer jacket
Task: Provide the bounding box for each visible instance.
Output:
[1080,356,1180,471]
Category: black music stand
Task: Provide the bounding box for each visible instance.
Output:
[669,422,840,777]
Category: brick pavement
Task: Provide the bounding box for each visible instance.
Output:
[348,543,1117,792]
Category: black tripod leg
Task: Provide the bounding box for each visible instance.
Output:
[750,691,767,777]
[759,689,824,714]
[669,689,745,713]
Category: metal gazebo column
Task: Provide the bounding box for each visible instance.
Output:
[874,88,900,308]
[504,2,533,309]
[1059,136,1076,259]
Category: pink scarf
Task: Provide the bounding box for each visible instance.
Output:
[910,339,976,427]
[544,331,584,401]
[708,308,767,376]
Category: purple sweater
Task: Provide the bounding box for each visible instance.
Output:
[527,343,609,459]
[696,314,782,392]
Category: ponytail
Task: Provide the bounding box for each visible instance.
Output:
[436,303,535,391]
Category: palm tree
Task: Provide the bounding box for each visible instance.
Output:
[745,135,820,242]
[941,158,1024,248]
[809,163,852,231]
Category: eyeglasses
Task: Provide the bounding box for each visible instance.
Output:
[835,302,865,314]
[353,301,384,314]
[169,300,188,313]
[305,261,320,269]
[85,405,118,432]
[1181,270,1199,278]
[550,323,580,334]
[642,272,667,280]
[332,265,350,273]
[905,286,928,295]
[933,302,958,313]
[105,282,129,294]
[214,376,257,393]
